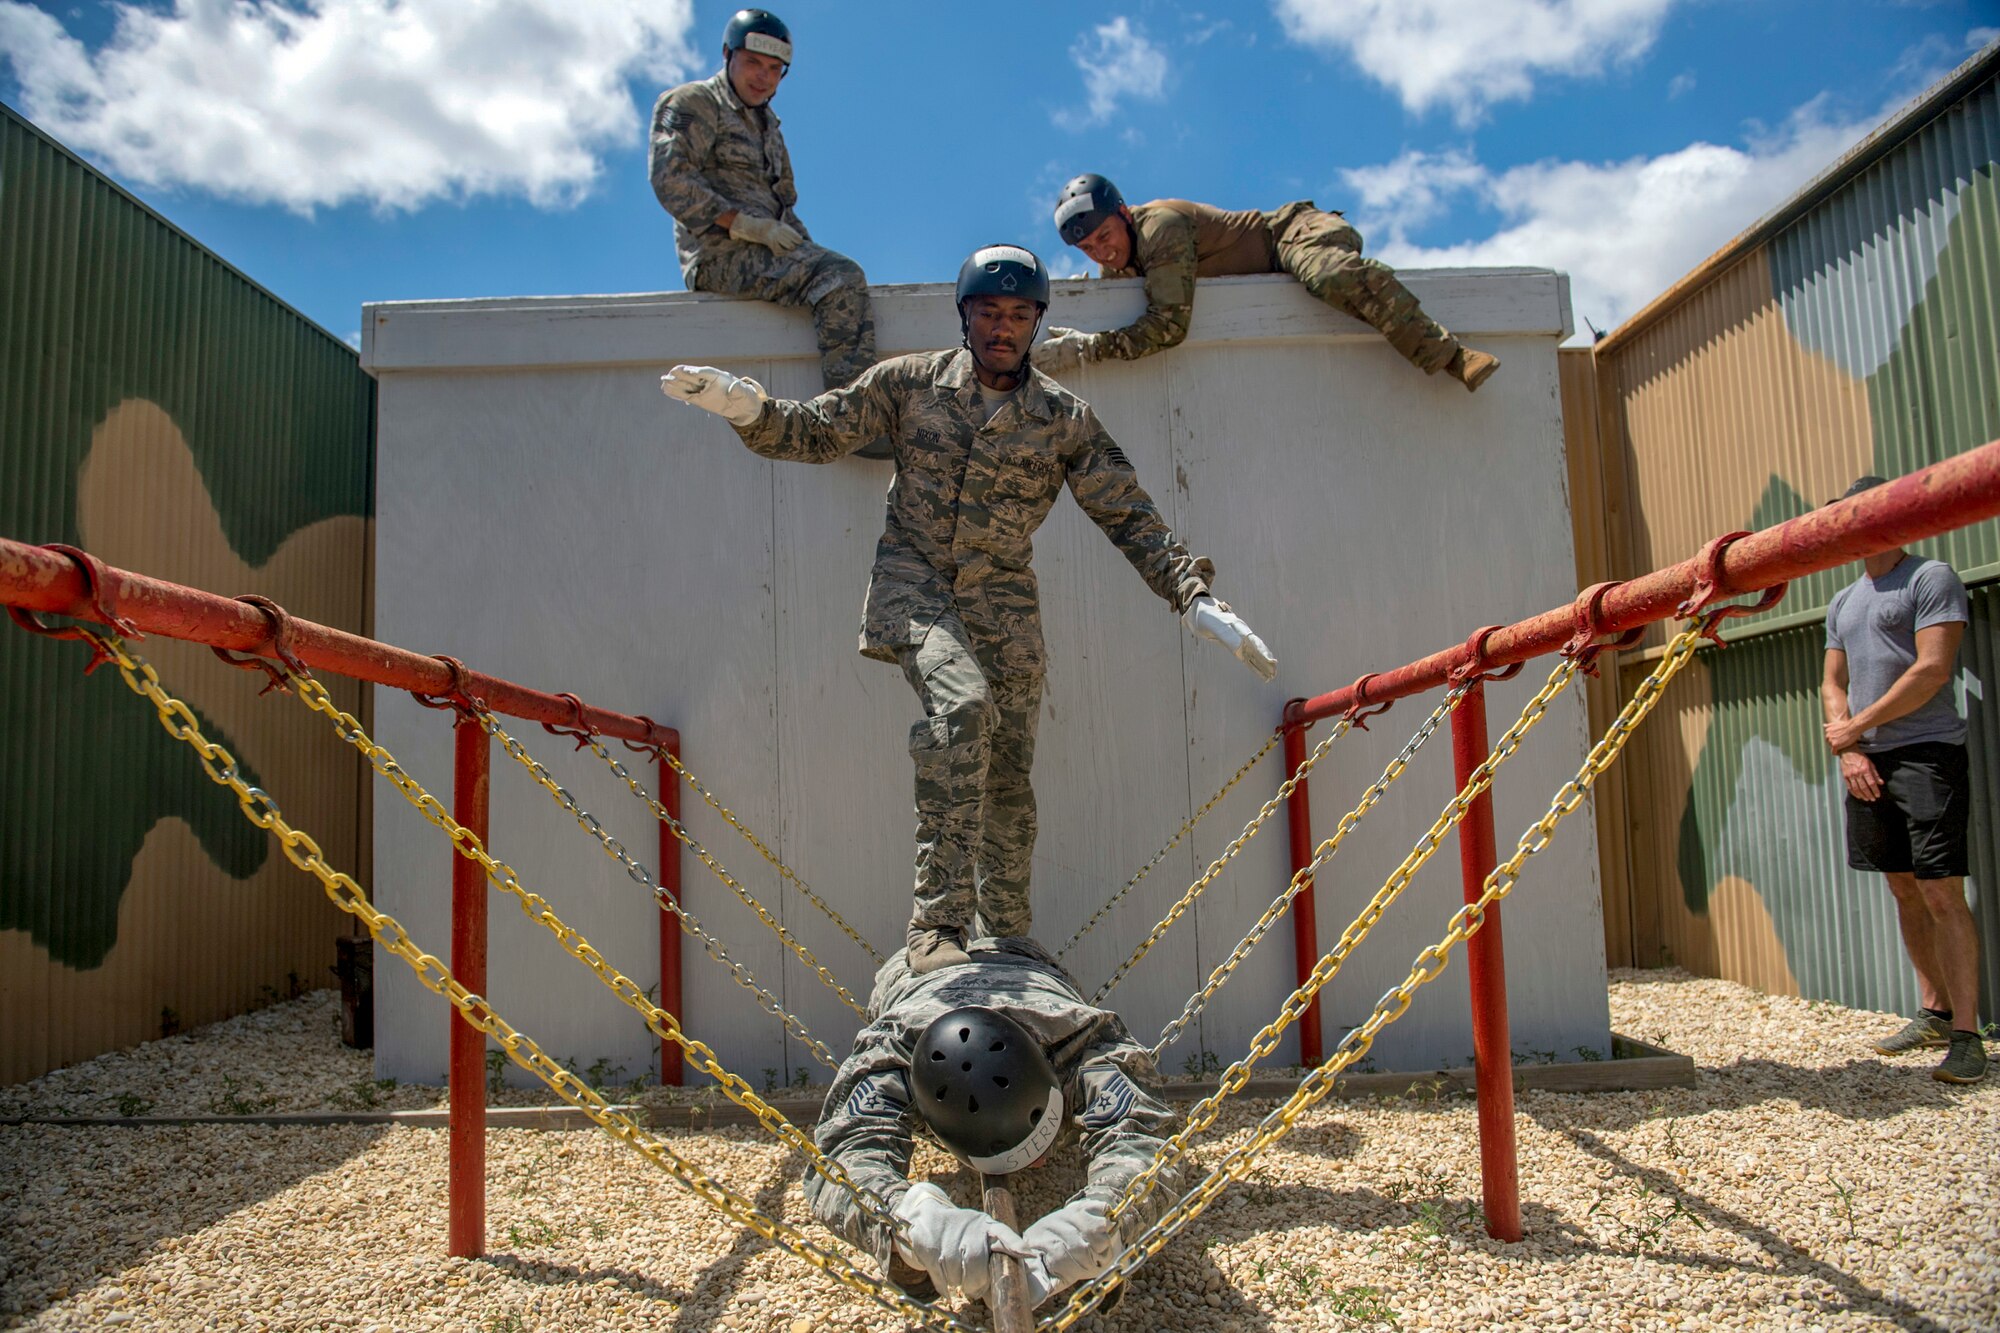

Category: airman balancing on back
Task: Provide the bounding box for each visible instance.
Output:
[658,244,1276,975]
[648,10,878,410]
[1041,174,1498,391]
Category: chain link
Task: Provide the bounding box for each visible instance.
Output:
[1092,719,1350,1004]
[1056,730,1282,960]
[653,745,885,966]
[1039,628,1704,1331]
[1149,689,1462,1059]
[283,686,874,1206]
[295,679,838,1069]
[71,631,960,1331]
[1111,660,1575,1224]
[484,717,866,1021]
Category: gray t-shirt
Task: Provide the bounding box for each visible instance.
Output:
[1824,555,1969,752]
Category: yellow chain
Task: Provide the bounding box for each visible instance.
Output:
[1041,626,1705,1331]
[1113,658,1575,1222]
[1093,721,1348,1003]
[293,678,837,1067]
[283,681,881,1212]
[74,631,962,1331]
[1057,730,1282,960]
[653,745,886,966]
[1149,689,1462,1059]
[483,716,867,1019]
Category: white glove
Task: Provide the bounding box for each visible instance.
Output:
[1022,1197,1121,1294]
[892,1183,1032,1303]
[1034,327,1096,375]
[728,213,804,254]
[1183,595,1278,682]
[659,365,768,427]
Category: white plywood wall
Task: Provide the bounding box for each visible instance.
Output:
[363,269,1604,1089]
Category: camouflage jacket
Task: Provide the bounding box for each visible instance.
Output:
[1094,200,1290,361]
[734,349,1214,665]
[803,937,1182,1269]
[648,70,806,285]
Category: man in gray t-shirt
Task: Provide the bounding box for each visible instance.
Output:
[1820,475,1982,1083]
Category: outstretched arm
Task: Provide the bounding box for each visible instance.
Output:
[1092,212,1197,361]
[1064,414,1212,611]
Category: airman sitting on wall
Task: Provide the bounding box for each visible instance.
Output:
[648,9,883,452]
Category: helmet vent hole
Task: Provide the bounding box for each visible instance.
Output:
[958,1027,971,1043]
[989,1040,1006,1052]
[929,1050,945,1062]
[967,1095,980,1114]
[936,1084,949,1101]
[961,1060,972,1072]
[993,1075,1009,1088]
[1029,1107,1044,1125]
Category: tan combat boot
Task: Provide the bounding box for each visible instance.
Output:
[906,922,970,974]
[1448,346,1501,392]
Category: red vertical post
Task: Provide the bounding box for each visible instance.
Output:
[1449,680,1522,1242]
[658,737,684,1087]
[1282,720,1325,1068]
[448,713,490,1259]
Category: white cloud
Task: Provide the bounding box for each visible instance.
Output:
[1055,17,1167,130]
[1274,0,1678,125]
[1667,70,1696,99]
[0,0,698,213]
[1341,99,1880,339]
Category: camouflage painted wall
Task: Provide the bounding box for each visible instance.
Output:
[1593,62,2000,1013]
[0,104,376,1083]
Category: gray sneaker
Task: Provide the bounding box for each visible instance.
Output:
[1933,1032,1988,1084]
[1873,1012,1952,1055]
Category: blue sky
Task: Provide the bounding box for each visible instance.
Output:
[2,1,1995,346]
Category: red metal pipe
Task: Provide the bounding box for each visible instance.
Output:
[1448,682,1522,1242]
[448,713,491,1259]
[0,537,673,747]
[659,742,685,1087]
[1281,720,1324,1068]
[1286,438,2000,726]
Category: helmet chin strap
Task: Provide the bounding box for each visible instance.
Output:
[960,306,1046,388]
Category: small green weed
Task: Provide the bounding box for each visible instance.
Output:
[116,1093,154,1117]
[207,1074,278,1116]
[487,1048,509,1095]
[1573,1045,1603,1062]
[506,1217,562,1249]
[1181,1049,1223,1077]
[1829,1174,1856,1239]
[763,1067,780,1094]
[338,1077,400,1110]
[1588,1182,1708,1252]
[159,1006,182,1039]
[485,1313,529,1333]
[584,1056,626,1094]
[1324,1283,1398,1328]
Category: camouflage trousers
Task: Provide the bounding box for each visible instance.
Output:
[896,611,1041,939]
[688,238,877,390]
[1269,203,1459,375]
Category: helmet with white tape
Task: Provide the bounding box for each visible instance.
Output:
[913,1007,1065,1174]
[723,9,792,69]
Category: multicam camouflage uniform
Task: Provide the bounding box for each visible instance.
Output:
[1094,198,1459,376]
[648,70,875,389]
[805,937,1182,1272]
[732,348,1214,939]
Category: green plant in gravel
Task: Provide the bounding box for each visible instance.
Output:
[763,1067,780,1094]
[583,1056,627,1095]
[115,1093,154,1117]
[338,1077,399,1110]
[485,1313,528,1333]
[1323,1284,1399,1328]
[1829,1174,1857,1239]
[1281,1258,1322,1300]
[792,1067,813,1092]
[486,1048,508,1096]
[1573,1045,1603,1061]
[1182,1049,1223,1077]
[506,1217,562,1249]
[1588,1181,1708,1252]
[207,1074,278,1116]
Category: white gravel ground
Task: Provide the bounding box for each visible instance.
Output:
[2,969,1995,1331]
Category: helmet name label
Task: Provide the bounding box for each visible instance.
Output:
[743,31,792,60]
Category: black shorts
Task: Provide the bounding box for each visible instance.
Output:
[1845,741,1971,879]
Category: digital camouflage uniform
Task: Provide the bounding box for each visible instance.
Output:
[1095,199,1459,375]
[733,349,1213,938]
[649,70,875,389]
[806,937,1181,1272]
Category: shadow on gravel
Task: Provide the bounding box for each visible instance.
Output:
[665,1155,794,1332]
[479,1253,692,1304]
[0,1123,386,1324]
[1544,1125,1953,1333]
[1520,1055,1969,1130]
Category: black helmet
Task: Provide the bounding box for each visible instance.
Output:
[955,243,1051,311]
[1053,173,1125,245]
[723,8,792,67]
[913,1007,1064,1174]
